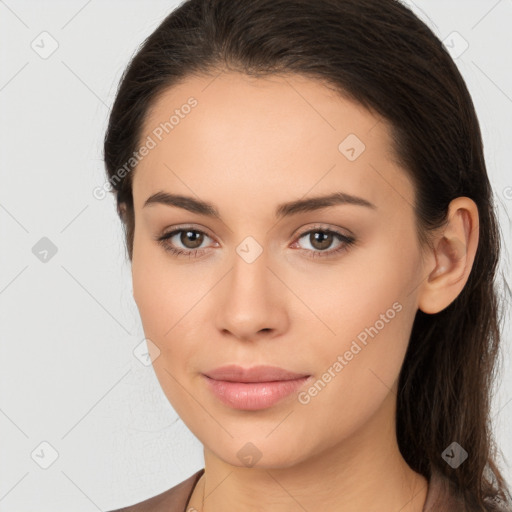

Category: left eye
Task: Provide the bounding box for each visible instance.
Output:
[293,228,356,257]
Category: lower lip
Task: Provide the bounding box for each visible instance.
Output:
[203,375,312,410]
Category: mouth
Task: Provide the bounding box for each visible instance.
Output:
[203,364,310,382]
[202,365,312,410]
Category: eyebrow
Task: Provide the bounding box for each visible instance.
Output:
[143,190,377,219]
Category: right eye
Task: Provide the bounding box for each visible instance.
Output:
[157,226,216,258]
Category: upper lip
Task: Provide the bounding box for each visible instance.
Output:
[203,365,310,383]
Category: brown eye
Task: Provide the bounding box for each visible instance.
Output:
[179,230,204,249]
[294,227,356,259]
[309,231,334,251]
[157,227,214,257]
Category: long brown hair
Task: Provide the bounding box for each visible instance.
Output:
[103,0,511,509]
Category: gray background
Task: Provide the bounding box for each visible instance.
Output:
[0,0,511,510]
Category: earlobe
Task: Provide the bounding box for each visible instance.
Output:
[417,197,479,315]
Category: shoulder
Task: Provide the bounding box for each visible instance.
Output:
[424,469,512,512]
[107,468,205,512]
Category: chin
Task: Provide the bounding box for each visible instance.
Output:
[204,433,318,470]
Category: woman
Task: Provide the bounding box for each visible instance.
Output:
[103,0,512,510]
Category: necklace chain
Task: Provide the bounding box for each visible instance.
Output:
[201,473,205,511]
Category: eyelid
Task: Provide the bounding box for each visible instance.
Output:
[157,223,216,241]
[292,222,354,239]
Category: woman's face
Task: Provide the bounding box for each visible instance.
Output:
[130,72,429,468]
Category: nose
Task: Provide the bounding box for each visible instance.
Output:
[214,246,290,342]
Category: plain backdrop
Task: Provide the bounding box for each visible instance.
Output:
[0,0,511,510]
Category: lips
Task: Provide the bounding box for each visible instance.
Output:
[203,364,310,383]
[202,364,312,410]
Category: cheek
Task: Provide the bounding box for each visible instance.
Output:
[287,231,419,340]
[295,298,417,447]
[131,255,201,419]
[297,239,421,413]
[131,243,208,384]
[132,237,194,339]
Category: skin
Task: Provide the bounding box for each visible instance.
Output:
[129,71,479,512]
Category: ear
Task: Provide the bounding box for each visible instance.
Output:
[117,201,127,222]
[417,197,479,315]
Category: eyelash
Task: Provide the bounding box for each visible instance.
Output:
[156,225,356,260]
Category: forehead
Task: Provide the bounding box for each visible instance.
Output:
[132,72,413,217]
